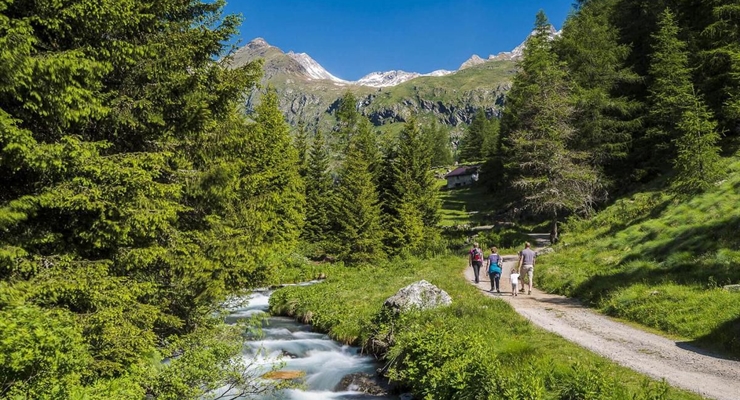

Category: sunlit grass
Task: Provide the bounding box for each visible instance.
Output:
[539,158,740,356]
[269,255,700,399]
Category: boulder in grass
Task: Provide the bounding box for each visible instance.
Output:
[383,280,452,314]
[723,284,740,293]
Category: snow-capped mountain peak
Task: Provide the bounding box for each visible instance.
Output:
[287,51,348,83]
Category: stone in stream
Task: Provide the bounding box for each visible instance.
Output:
[334,372,391,395]
[261,370,305,380]
[382,280,452,314]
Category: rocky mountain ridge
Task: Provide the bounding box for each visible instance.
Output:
[228,29,557,133]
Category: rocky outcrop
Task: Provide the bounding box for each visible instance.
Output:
[367,280,452,360]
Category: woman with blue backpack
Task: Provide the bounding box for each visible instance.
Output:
[486,246,503,293]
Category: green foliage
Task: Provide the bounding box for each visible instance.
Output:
[478,227,532,252]
[643,9,695,172]
[555,0,639,186]
[329,137,385,264]
[672,93,723,194]
[0,0,302,396]
[422,120,453,167]
[268,256,699,400]
[382,118,442,254]
[537,158,740,355]
[302,130,334,243]
[457,109,499,163]
[500,11,603,221]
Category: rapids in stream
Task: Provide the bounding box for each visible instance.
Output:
[222,286,400,399]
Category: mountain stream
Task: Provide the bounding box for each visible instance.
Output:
[222,286,399,400]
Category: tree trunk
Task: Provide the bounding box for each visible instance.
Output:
[550,215,559,245]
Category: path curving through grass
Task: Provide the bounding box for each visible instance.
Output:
[466,234,740,400]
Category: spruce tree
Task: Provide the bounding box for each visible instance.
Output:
[643,9,694,173]
[672,93,723,194]
[294,121,310,177]
[303,130,334,242]
[0,1,298,396]
[247,89,306,247]
[333,91,361,152]
[330,139,385,264]
[501,11,603,229]
[423,120,453,166]
[458,109,493,162]
[383,118,441,253]
[556,0,640,186]
[702,0,740,133]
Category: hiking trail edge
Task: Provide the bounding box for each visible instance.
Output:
[465,233,740,400]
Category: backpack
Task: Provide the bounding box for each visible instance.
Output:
[472,248,483,262]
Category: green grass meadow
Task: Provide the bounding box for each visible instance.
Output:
[538,159,740,356]
[269,257,701,400]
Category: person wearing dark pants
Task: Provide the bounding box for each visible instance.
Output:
[469,242,483,284]
[487,246,503,293]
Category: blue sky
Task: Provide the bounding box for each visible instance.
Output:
[222,1,574,80]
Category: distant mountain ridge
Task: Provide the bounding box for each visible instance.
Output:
[227,27,558,134]
[233,26,558,88]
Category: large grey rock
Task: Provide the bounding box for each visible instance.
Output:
[383,280,452,313]
[334,372,390,395]
[723,284,740,292]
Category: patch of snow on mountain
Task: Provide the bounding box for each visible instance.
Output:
[355,69,455,87]
[356,70,421,87]
[287,52,348,83]
[424,69,454,77]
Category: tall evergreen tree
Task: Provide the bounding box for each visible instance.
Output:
[354,117,383,184]
[556,0,640,186]
[0,1,298,397]
[294,121,310,177]
[247,89,306,246]
[334,91,361,152]
[642,8,695,175]
[303,130,333,242]
[330,139,385,264]
[672,94,723,194]
[423,120,453,166]
[501,11,603,231]
[702,0,740,134]
[382,119,441,253]
[458,109,497,163]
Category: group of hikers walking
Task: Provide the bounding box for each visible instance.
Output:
[468,242,536,296]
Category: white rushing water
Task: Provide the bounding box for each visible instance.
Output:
[220,289,398,399]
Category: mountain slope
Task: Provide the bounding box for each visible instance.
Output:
[229,37,517,135]
[538,158,740,357]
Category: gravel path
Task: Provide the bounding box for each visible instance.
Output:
[465,235,740,400]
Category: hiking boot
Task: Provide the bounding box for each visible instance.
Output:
[528,290,531,295]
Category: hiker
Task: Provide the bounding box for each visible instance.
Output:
[469,242,484,284]
[510,267,520,296]
[518,242,536,295]
[486,246,503,293]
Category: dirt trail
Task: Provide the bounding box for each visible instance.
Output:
[465,234,740,400]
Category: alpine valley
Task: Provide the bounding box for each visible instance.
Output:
[227,29,559,136]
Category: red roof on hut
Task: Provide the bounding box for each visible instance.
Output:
[445,166,478,178]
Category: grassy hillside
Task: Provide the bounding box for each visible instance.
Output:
[269,256,700,399]
[538,158,740,356]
